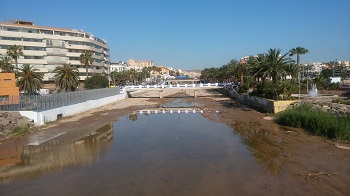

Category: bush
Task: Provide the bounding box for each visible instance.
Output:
[12,125,29,136]
[276,102,350,141]
[250,81,283,100]
[84,74,109,89]
[332,98,350,105]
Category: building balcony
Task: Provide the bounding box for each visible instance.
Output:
[0,40,45,47]
[46,51,66,56]
[46,59,67,65]
[65,44,100,53]
[18,59,47,65]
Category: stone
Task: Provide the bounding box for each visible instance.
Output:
[0,119,10,126]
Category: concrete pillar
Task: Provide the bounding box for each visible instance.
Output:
[194,90,198,98]
[159,90,163,99]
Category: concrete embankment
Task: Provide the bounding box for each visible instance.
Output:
[20,93,128,125]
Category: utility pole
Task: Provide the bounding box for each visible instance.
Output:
[298,71,301,100]
[306,65,309,93]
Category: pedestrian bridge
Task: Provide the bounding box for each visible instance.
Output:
[121,83,228,93]
[121,83,230,98]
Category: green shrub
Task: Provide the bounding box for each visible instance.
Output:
[84,74,109,89]
[332,98,350,105]
[277,102,350,141]
[12,126,29,136]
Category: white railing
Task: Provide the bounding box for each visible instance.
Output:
[118,83,230,94]
[137,109,204,114]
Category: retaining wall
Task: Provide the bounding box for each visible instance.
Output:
[228,90,297,113]
[20,93,127,125]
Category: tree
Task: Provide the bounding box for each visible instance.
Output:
[320,69,333,79]
[53,64,80,92]
[6,45,24,72]
[285,63,300,84]
[127,69,137,84]
[0,56,14,72]
[233,62,247,85]
[17,64,43,94]
[79,51,93,78]
[247,54,266,82]
[325,61,338,77]
[112,70,128,86]
[84,74,109,89]
[264,49,294,83]
[289,47,309,67]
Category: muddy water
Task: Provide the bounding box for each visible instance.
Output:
[0,108,294,195]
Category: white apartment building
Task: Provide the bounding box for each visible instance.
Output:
[110,61,128,72]
[0,20,110,81]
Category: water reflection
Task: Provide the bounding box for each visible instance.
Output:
[162,99,202,108]
[129,113,138,122]
[231,122,283,176]
[0,107,287,194]
[0,123,113,184]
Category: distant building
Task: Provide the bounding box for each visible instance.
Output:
[128,59,153,69]
[110,61,128,72]
[0,20,110,82]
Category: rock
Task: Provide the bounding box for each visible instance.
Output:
[2,129,12,134]
[263,116,274,120]
[0,119,10,126]
[0,112,33,139]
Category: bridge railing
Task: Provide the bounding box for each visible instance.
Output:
[120,83,230,93]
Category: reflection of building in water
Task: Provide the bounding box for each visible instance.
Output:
[0,123,113,183]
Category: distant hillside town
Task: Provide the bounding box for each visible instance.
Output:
[111,59,202,80]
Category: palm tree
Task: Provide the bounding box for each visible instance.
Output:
[285,63,300,84]
[6,45,24,72]
[233,62,247,85]
[289,47,309,67]
[264,49,294,83]
[0,56,14,72]
[112,70,128,86]
[79,51,93,78]
[17,64,43,94]
[247,54,266,82]
[53,64,80,92]
[127,69,137,84]
[325,61,338,77]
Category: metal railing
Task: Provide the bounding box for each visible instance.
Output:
[0,87,120,112]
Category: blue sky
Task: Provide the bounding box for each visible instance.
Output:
[1,0,349,70]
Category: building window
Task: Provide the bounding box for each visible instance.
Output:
[0,95,9,102]
[7,28,19,32]
[1,36,21,41]
[23,38,42,42]
[24,46,45,51]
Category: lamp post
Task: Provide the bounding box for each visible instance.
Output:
[298,71,301,100]
[306,65,309,93]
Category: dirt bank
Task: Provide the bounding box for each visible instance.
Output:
[0,89,349,194]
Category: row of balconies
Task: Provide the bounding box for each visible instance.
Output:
[0,30,109,50]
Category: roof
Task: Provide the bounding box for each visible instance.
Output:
[0,21,85,34]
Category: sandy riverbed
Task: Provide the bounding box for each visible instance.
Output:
[0,89,349,194]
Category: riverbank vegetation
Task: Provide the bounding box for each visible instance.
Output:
[332,96,350,105]
[201,47,347,100]
[276,102,350,141]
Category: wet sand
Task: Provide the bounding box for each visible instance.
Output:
[0,89,350,195]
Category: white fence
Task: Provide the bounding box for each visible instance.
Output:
[120,83,229,93]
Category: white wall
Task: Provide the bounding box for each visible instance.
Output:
[20,93,127,125]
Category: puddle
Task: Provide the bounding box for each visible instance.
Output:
[0,110,286,195]
[162,99,202,108]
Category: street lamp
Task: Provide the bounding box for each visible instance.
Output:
[298,71,301,100]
